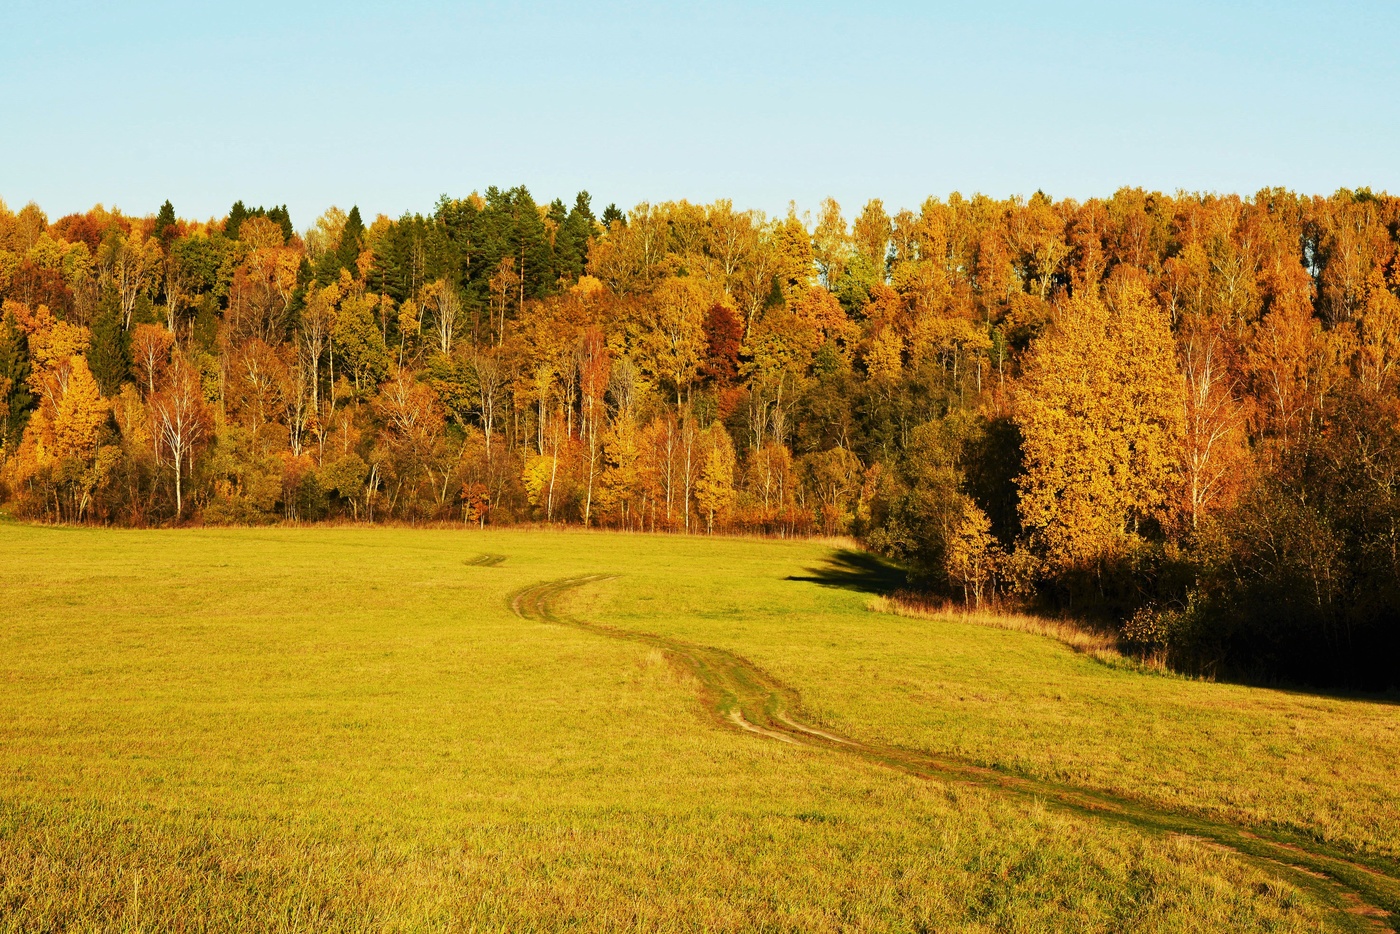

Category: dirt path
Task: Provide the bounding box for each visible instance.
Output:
[510,574,1399,933]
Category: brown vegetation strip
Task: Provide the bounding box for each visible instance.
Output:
[511,575,1400,934]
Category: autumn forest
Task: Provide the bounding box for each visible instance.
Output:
[2,187,1397,688]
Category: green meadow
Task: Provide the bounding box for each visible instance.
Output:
[2,524,1397,932]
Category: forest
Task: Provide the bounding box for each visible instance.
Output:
[1,187,1397,688]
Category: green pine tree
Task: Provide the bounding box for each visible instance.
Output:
[226,200,249,240]
[267,205,294,243]
[154,200,177,241]
[557,191,596,281]
[88,289,130,395]
[0,317,34,453]
[338,206,366,272]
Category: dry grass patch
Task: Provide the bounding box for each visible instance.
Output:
[870,593,1123,657]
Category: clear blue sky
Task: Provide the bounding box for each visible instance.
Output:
[2,0,1397,228]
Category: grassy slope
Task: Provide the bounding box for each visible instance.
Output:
[596,547,1400,863]
[0,525,1382,931]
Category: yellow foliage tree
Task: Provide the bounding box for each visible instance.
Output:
[597,415,642,528]
[772,210,814,312]
[632,276,710,404]
[1357,268,1400,392]
[864,327,904,384]
[8,354,111,520]
[1015,277,1185,575]
[98,226,163,329]
[6,301,90,379]
[944,502,1000,609]
[694,421,736,533]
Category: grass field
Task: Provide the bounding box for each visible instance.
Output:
[2,524,1397,932]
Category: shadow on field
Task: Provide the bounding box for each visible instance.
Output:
[786,549,907,595]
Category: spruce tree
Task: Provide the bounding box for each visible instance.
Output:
[267,205,294,243]
[88,289,131,395]
[338,206,366,272]
[226,200,249,240]
[557,191,596,280]
[0,317,34,452]
[154,200,177,241]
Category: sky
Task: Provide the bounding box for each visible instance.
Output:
[2,0,1398,229]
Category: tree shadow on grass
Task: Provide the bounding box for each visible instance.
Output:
[786,548,908,596]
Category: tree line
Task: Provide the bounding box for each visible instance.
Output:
[2,186,1397,688]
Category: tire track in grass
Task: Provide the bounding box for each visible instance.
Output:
[510,574,1400,933]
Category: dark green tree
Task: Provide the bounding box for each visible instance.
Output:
[434,194,482,291]
[373,212,436,303]
[555,191,596,281]
[171,233,232,299]
[226,200,249,240]
[266,205,293,243]
[154,200,177,242]
[507,186,553,301]
[0,316,34,453]
[88,288,131,395]
[338,206,366,271]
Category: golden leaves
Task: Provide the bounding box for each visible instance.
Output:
[1016,281,1184,572]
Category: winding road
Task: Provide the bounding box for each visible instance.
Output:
[510,573,1400,933]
